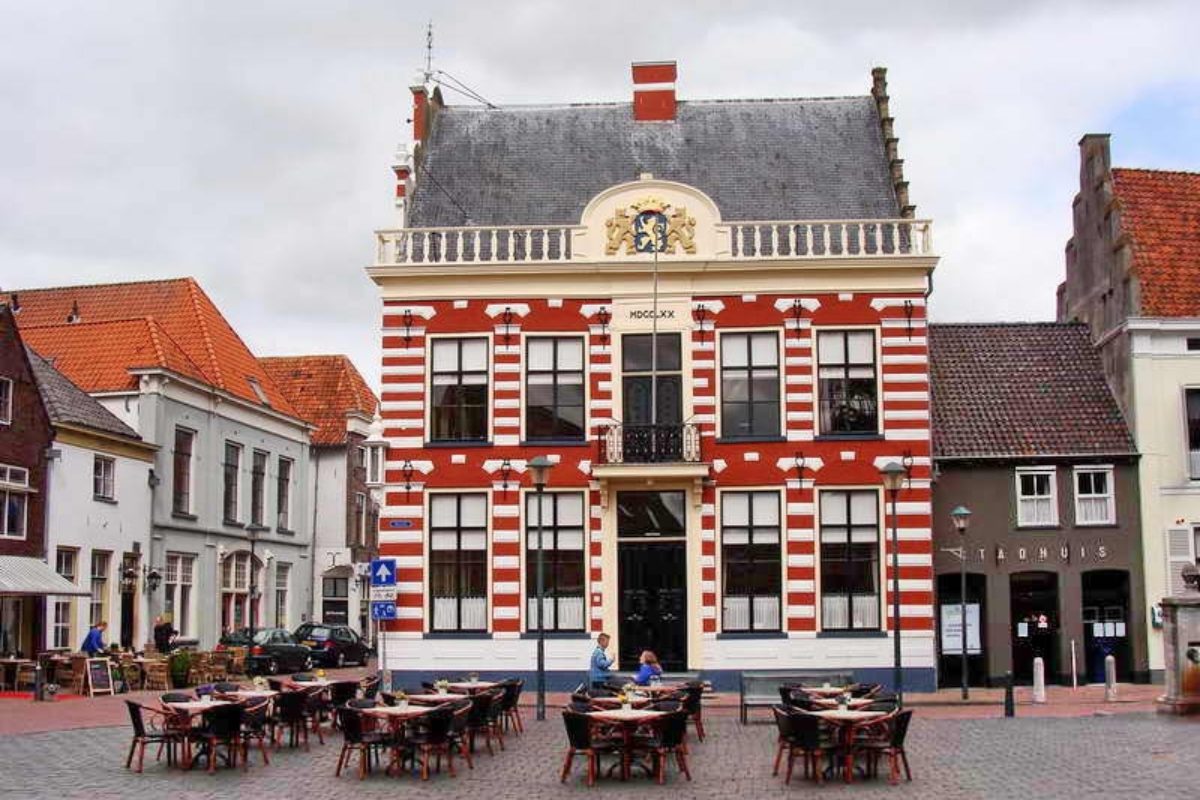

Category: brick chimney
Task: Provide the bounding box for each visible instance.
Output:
[409,82,443,146]
[632,61,677,122]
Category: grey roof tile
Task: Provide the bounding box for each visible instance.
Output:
[409,97,900,227]
[25,346,141,440]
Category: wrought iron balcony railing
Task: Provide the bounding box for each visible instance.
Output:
[599,423,702,465]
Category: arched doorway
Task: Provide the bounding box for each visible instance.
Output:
[220,550,264,633]
[1082,569,1131,683]
[1010,571,1058,684]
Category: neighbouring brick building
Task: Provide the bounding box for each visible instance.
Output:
[261,355,381,638]
[930,323,1148,686]
[368,62,939,690]
[1058,136,1200,680]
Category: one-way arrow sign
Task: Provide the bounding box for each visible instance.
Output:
[370,558,396,587]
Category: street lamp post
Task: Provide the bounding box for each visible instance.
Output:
[951,506,973,701]
[248,529,258,643]
[528,455,555,722]
[879,462,908,706]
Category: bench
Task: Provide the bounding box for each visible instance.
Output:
[739,671,853,723]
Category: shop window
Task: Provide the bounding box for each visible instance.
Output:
[323,577,349,624]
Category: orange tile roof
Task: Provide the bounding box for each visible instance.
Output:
[1111,168,1200,317]
[5,278,301,418]
[22,317,208,392]
[259,355,379,446]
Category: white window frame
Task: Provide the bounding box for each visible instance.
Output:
[1015,466,1058,528]
[276,456,293,531]
[0,377,11,425]
[366,444,384,485]
[716,328,784,440]
[274,562,291,628]
[164,552,195,637]
[812,326,882,437]
[426,335,492,443]
[1073,465,1115,526]
[223,441,243,524]
[52,548,77,649]
[93,455,115,501]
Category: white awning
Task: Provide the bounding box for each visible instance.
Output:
[0,556,91,596]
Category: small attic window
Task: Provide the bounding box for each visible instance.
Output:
[247,377,270,406]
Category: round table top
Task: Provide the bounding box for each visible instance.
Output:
[803,685,852,696]
[407,693,469,704]
[221,690,278,699]
[811,696,875,709]
[588,708,665,723]
[447,681,497,691]
[590,695,653,708]
[364,705,434,720]
[165,699,233,713]
[808,709,889,722]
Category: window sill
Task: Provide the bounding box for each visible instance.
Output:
[223,519,245,529]
[245,524,270,533]
[171,511,198,522]
[92,496,117,505]
[423,440,493,449]
[814,433,884,442]
[520,439,590,447]
[716,631,787,640]
[1074,522,1117,529]
[423,632,492,639]
[276,527,296,536]
[519,631,590,640]
[1015,525,1061,531]
[816,630,887,639]
[714,436,786,445]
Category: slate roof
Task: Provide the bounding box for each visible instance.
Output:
[25,346,141,440]
[409,97,900,227]
[1111,168,1200,317]
[4,279,301,419]
[259,355,379,447]
[929,323,1136,459]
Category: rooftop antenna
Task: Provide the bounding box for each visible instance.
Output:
[424,20,434,84]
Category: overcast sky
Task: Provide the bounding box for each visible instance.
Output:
[3,1,1198,389]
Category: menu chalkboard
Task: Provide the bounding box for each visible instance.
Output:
[86,658,113,697]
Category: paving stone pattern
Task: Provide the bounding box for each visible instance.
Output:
[1,713,1198,799]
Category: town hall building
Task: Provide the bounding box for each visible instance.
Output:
[369,62,938,689]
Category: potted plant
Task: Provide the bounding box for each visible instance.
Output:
[396,689,409,709]
[434,679,450,695]
[168,650,192,688]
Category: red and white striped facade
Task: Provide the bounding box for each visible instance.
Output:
[368,172,938,686]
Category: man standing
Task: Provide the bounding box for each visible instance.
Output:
[152,615,176,654]
[81,621,107,656]
[589,632,614,689]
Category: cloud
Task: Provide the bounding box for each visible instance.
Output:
[1,0,1196,389]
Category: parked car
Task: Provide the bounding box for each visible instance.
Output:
[218,627,312,674]
[294,623,371,668]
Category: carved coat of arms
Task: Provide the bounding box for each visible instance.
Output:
[605,197,697,256]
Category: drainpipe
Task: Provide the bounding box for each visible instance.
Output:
[309,450,321,624]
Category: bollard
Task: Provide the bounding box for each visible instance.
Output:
[1004,670,1015,717]
[1104,654,1117,702]
[1032,657,1047,704]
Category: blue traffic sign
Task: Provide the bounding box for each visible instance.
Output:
[370,558,397,587]
[388,519,414,529]
[371,601,397,621]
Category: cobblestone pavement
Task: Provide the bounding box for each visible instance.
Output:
[1,711,1197,799]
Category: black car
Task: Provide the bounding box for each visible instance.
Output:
[294,623,371,668]
[219,627,313,675]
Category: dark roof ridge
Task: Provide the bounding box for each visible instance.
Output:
[929,321,1084,327]
[438,94,871,112]
[10,276,193,295]
[1113,166,1200,178]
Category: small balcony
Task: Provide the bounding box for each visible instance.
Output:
[599,423,702,465]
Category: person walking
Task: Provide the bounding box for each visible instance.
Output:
[632,650,663,686]
[81,621,107,656]
[589,632,614,690]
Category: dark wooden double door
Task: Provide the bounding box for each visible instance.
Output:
[618,541,687,672]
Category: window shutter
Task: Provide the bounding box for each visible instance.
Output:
[1164,527,1196,597]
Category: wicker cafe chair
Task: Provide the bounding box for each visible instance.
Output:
[273,690,314,750]
[334,708,391,780]
[560,709,616,787]
[465,689,502,756]
[680,683,706,741]
[193,703,245,773]
[69,655,89,694]
[858,709,913,784]
[773,707,833,785]
[124,701,183,773]
[498,678,525,733]
[446,701,474,770]
[239,699,273,767]
[209,651,230,682]
[647,710,691,784]
[143,659,170,691]
[404,706,458,780]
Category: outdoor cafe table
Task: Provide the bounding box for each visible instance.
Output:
[407,693,469,704]
[810,696,875,709]
[0,657,32,690]
[588,708,666,781]
[219,689,278,701]
[807,709,890,783]
[162,699,235,770]
[364,704,437,775]
[446,680,497,694]
[803,685,852,697]
[590,694,653,709]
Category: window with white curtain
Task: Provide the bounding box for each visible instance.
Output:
[1074,467,1114,525]
[721,491,782,631]
[164,553,195,637]
[819,490,880,631]
[429,494,488,631]
[1016,468,1058,527]
[525,492,586,631]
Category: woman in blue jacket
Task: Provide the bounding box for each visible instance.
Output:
[632,650,662,686]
